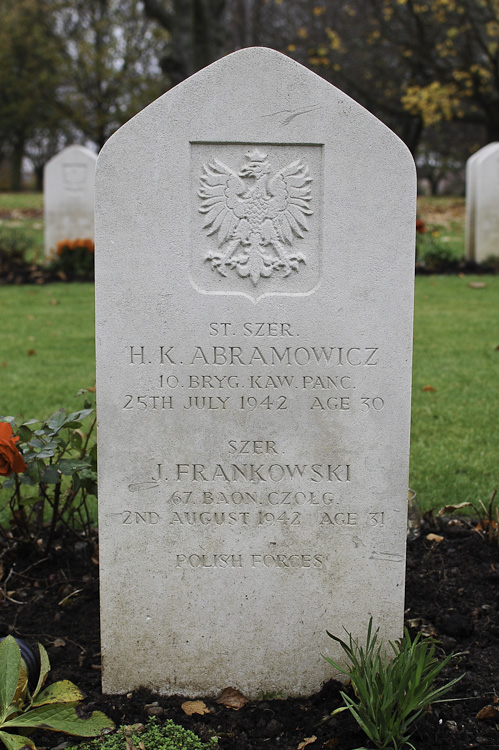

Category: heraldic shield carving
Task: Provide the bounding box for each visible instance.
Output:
[190,143,322,302]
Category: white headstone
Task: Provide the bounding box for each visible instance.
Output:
[465,142,499,262]
[466,142,499,263]
[95,47,416,699]
[43,145,97,256]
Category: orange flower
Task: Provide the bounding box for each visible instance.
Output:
[0,422,27,476]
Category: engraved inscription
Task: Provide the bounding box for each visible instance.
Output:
[62,162,88,191]
[199,149,312,285]
[173,553,325,569]
[123,322,384,414]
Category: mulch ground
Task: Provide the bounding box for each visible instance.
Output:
[1,515,499,750]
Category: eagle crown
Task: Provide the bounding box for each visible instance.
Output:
[239,149,271,179]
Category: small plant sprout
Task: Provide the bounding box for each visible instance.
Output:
[323,618,463,750]
[439,490,499,544]
[0,635,114,750]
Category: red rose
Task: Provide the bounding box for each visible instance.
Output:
[0,422,27,476]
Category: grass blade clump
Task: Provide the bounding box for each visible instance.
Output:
[324,618,463,750]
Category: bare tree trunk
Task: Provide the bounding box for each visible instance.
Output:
[10,136,25,192]
[143,0,227,85]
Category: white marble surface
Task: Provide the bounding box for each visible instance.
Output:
[44,145,97,256]
[95,47,416,698]
[466,142,499,263]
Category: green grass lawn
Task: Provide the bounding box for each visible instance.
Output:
[0,192,44,261]
[0,193,43,211]
[0,193,497,514]
[1,277,497,513]
[410,275,499,511]
[0,283,95,418]
[416,197,466,264]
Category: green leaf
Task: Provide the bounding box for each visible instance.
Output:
[46,411,67,432]
[24,464,41,483]
[0,638,21,723]
[66,409,93,424]
[31,681,85,708]
[0,730,35,750]
[57,459,91,476]
[40,466,60,484]
[18,476,36,487]
[33,446,58,460]
[4,702,114,737]
[30,645,50,702]
[16,427,33,443]
[70,432,83,450]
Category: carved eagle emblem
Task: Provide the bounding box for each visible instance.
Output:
[198,149,313,286]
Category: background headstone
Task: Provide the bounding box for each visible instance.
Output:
[465,142,499,263]
[95,47,416,698]
[44,145,97,256]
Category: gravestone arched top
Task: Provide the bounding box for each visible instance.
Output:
[466,141,499,262]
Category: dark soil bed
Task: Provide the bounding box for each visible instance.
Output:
[1,516,498,750]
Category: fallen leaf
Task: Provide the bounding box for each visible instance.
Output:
[468,282,487,289]
[1,362,6,367]
[298,736,317,750]
[476,705,499,720]
[406,618,422,628]
[422,385,436,392]
[49,298,59,305]
[438,502,472,516]
[420,621,438,637]
[475,519,499,531]
[58,588,82,606]
[123,724,144,735]
[426,533,443,543]
[27,349,35,356]
[181,700,210,716]
[53,637,66,648]
[216,687,249,710]
[322,740,340,749]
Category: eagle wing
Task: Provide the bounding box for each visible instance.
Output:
[198,159,248,247]
[266,160,313,245]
